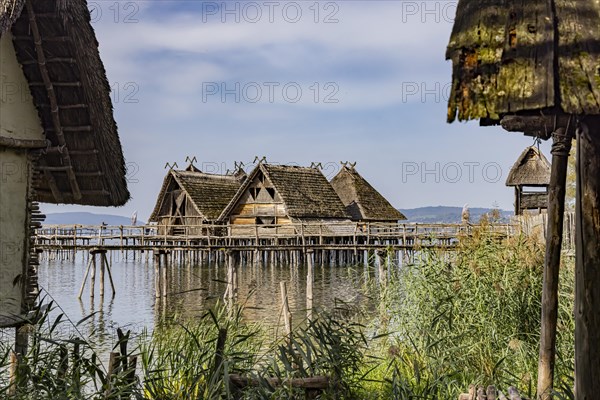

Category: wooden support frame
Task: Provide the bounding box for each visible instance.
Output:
[24,0,82,201]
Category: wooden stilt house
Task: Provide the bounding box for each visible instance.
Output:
[446,0,600,395]
[218,163,351,235]
[330,165,406,223]
[0,0,129,327]
[505,146,551,215]
[149,165,246,235]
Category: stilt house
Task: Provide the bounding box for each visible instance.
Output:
[149,165,246,235]
[218,163,351,235]
[330,165,406,223]
[505,146,551,215]
[0,0,129,327]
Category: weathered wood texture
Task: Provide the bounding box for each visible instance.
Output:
[447,0,600,122]
[537,130,571,400]
[575,117,600,397]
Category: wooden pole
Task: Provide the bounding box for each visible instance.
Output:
[574,118,600,396]
[99,254,105,298]
[154,252,161,299]
[280,281,292,337]
[537,129,572,400]
[78,257,93,299]
[102,253,116,297]
[376,249,386,287]
[306,249,314,321]
[90,254,96,298]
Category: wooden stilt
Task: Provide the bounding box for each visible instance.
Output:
[306,249,314,321]
[78,257,93,299]
[537,128,572,400]
[90,254,97,298]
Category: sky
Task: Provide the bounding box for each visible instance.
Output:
[41,0,553,220]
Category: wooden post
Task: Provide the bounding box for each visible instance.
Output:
[102,253,116,297]
[376,249,386,286]
[280,281,292,337]
[99,253,105,298]
[537,129,572,400]
[574,118,600,396]
[90,253,96,298]
[306,249,314,320]
[8,351,17,396]
[162,253,168,298]
[78,257,93,299]
[154,252,161,299]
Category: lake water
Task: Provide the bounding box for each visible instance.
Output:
[34,251,378,350]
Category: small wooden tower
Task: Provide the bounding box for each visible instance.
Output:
[447,0,600,396]
[505,147,551,215]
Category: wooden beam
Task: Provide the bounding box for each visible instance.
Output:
[500,115,577,140]
[25,0,81,201]
[38,104,88,110]
[0,136,48,149]
[44,147,98,156]
[47,126,92,132]
[12,36,70,42]
[36,160,63,203]
[29,82,81,88]
[537,128,572,400]
[21,58,76,65]
[574,117,600,397]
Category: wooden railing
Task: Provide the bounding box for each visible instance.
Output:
[34,221,519,251]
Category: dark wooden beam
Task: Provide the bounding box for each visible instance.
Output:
[575,116,600,397]
[537,128,572,399]
[0,136,48,149]
[25,0,81,201]
[21,58,76,65]
[29,82,81,88]
[500,115,577,140]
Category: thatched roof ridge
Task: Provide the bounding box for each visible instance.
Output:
[149,169,243,222]
[219,164,349,221]
[446,0,600,123]
[505,146,551,187]
[4,0,129,206]
[331,166,406,221]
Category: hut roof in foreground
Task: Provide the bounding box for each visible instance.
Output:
[505,146,551,187]
[331,166,406,221]
[446,0,600,124]
[219,164,349,221]
[149,169,244,222]
[1,0,129,206]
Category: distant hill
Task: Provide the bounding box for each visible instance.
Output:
[43,207,511,226]
[399,206,513,224]
[43,212,144,226]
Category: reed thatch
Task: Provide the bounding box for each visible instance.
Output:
[219,164,349,221]
[2,0,129,206]
[505,146,551,187]
[446,0,600,123]
[331,166,406,222]
[149,169,244,223]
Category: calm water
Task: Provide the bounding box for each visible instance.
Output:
[35,251,376,350]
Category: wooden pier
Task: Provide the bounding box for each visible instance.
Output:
[34,221,518,299]
[35,221,517,253]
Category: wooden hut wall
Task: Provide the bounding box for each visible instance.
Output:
[229,170,291,235]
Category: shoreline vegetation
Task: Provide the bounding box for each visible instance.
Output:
[0,224,575,399]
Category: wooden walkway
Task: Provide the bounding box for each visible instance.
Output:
[35,222,518,253]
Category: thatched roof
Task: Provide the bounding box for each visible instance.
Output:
[446,0,600,124]
[331,166,406,221]
[1,0,129,206]
[149,169,244,222]
[219,164,349,221]
[505,146,551,187]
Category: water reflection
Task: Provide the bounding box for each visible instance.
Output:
[37,252,375,351]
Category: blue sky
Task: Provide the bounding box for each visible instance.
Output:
[42,1,552,220]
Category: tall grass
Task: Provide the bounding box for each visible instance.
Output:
[361,226,576,399]
[0,227,576,399]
